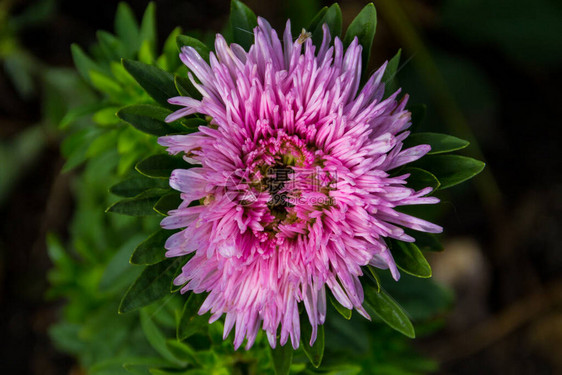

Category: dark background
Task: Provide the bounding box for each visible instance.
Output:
[1,0,561,373]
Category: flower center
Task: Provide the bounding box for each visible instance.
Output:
[238,132,336,237]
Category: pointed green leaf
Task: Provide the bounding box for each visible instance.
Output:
[139,2,157,54]
[71,44,101,82]
[119,259,179,313]
[154,192,182,216]
[390,240,432,278]
[271,342,293,375]
[164,28,183,64]
[365,265,381,293]
[308,7,327,33]
[328,294,351,320]
[181,117,207,129]
[403,167,440,192]
[59,102,106,130]
[117,104,184,136]
[174,75,202,99]
[170,258,189,293]
[136,154,187,179]
[177,293,208,340]
[404,132,470,155]
[110,176,169,198]
[140,310,185,366]
[106,188,168,216]
[382,49,401,84]
[413,155,485,189]
[364,288,415,338]
[92,106,121,126]
[176,35,211,62]
[309,4,342,46]
[230,0,258,50]
[300,316,324,368]
[97,30,126,61]
[130,229,171,265]
[61,128,100,172]
[343,3,377,72]
[382,49,401,96]
[89,70,123,99]
[115,2,140,56]
[405,229,443,252]
[122,59,177,108]
[165,340,198,365]
[138,39,155,64]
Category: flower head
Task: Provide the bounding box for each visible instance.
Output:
[159,18,442,350]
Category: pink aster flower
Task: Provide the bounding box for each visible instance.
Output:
[159,18,442,350]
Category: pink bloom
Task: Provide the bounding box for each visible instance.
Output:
[159,19,442,350]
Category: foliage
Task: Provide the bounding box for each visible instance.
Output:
[48,2,481,374]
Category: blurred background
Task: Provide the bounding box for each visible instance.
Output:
[0,0,561,373]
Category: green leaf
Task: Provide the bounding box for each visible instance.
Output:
[122,59,177,108]
[138,39,155,64]
[115,2,140,56]
[402,167,440,192]
[119,259,179,313]
[110,176,169,198]
[89,70,123,99]
[380,273,453,322]
[181,117,207,130]
[139,2,157,55]
[92,106,121,126]
[177,293,208,340]
[176,35,211,62]
[60,128,101,172]
[343,3,377,73]
[382,49,401,96]
[364,288,415,338]
[97,30,126,61]
[170,256,192,293]
[165,340,198,365]
[99,235,145,292]
[71,44,101,83]
[390,240,432,278]
[59,102,106,130]
[328,294,351,320]
[130,229,170,265]
[382,49,401,84]
[136,154,187,179]
[404,132,470,155]
[300,316,324,368]
[140,310,185,366]
[4,53,34,98]
[106,188,168,216]
[413,155,485,189]
[405,229,443,252]
[154,192,182,216]
[309,4,342,46]
[230,0,258,51]
[110,60,137,85]
[117,104,182,136]
[270,342,293,375]
[365,265,381,293]
[174,75,202,100]
[161,27,183,72]
[86,129,118,158]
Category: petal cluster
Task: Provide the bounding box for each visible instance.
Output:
[159,18,441,350]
